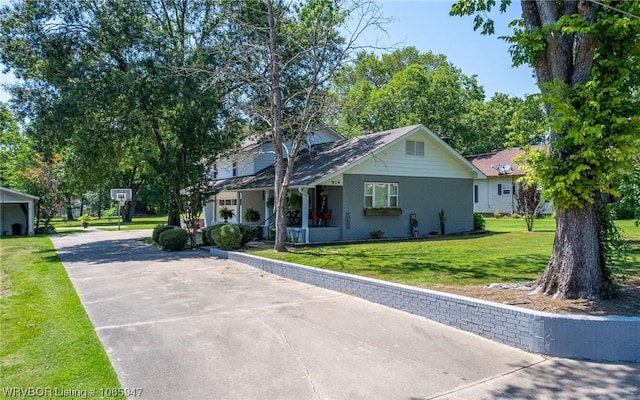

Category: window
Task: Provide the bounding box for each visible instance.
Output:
[232,161,238,177]
[364,182,398,208]
[474,185,479,203]
[498,184,511,196]
[406,140,425,156]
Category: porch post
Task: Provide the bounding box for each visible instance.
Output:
[28,200,35,236]
[236,192,242,223]
[299,188,309,243]
[264,190,272,238]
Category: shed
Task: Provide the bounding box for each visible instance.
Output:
[0,187,39,236]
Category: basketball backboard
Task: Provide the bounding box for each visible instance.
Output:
[110,188,132,202]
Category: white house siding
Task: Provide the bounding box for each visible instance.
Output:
[348,131,474,179]
[253,143,276,172]
[473,176,517,214]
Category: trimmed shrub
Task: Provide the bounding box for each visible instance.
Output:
[201,226,217,246]
[473,213,486,230]
[238,224,259,247]
[212,224,242,250]
[206,224,226,245]
[158,228,188,251]
[153,224,175,243]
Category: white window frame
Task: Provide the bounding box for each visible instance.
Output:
[364,182,399,208]
[406,140,425,157]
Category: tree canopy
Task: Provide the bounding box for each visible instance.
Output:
[332,46,528,155]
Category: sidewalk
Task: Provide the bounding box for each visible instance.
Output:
[50,230,640,399]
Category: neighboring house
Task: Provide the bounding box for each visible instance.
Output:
[205,124,485,243]
[467,146,552,215]
[0,187,39,236]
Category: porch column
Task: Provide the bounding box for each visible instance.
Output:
[299,188,309,243]
[28,200,35,236]
[264,190,272,238]
[236,192,242,223]
[202,197,214,227]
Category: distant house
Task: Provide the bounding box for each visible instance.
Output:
[467,147,552,215]
[205,124,485,243]
[0,187,39,236]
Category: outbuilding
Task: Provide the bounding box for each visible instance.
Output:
[0,187,39,236]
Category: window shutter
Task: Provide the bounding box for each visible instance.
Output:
[498,184,502,196]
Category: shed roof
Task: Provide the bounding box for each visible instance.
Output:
[0,186,40,201]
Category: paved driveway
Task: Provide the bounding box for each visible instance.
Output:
[51,230,640,400]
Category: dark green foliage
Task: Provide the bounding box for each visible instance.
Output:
[238,224,259,247]
[206,224,225,245]
[369,230,384,239]
[35,226,57,235]
[438,209,446,235]
[599,205,628,299]
[153,224,175,243]
[212,224,242,250]
[201,226,217,246]
[243,208,261,223]
[158,228,188,251]
[473,213,485,230]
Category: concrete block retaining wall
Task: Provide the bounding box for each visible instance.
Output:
[213,249,640,362]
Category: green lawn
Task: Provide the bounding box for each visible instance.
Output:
[248,218,640,288]
[51,215,168,231]
[0,236,124,399]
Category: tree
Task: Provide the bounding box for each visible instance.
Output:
[515,180,542,231]
[332,47,527,155]
[227,0,386,251]
[20,153,65,233]
[0,0,240,229]
[452,0,640,299]
[0,102,32,190]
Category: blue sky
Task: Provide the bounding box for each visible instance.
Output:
[0,0,538,104]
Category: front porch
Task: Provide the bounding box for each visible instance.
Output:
[204,185,343,244]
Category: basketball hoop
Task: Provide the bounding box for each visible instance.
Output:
[118,198,126,207]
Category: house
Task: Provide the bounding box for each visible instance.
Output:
[0,187,39,236]
[467,146,552,215]
[204,124,486,243]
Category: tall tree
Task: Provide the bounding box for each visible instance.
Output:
[333,47,484,147]
[227,0,386,251]
[452,0,640,299]
[0,0,240,230]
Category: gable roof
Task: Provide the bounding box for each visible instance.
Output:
[467,146,544,177]
[212,124,484,191]
[0,186,40,201]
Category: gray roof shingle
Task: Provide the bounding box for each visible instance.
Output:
[211,125,421,191]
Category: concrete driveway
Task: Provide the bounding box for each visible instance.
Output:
[51,230,640,400]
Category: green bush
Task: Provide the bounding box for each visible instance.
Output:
[201,226,217,246]
[158,228,188,251]
[206,224,226,245]
[238,224,259,247]
[153,224,175,243]
[212,224,242,250]
[473,213,486,230]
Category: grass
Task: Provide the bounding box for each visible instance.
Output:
[0,236,124,399]
[248,218,640,288]
[50,215,168,231]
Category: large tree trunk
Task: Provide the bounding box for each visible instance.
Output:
[533,201,603,299]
